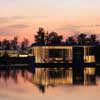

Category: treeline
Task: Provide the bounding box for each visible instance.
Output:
[0,27,100,52]
[34,27,99,46]
[0,37,29,52]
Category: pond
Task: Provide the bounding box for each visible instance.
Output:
[0,66,99,100]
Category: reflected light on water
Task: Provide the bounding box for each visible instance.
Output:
[0,66,98,100]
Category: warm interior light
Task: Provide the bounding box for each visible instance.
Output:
[84,56,95,63]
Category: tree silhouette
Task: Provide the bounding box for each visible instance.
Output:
[0,41,2,49]
[77,33,87,45]
[2,39,10,50]
[34,28,63,45]
[82,34,99,45]
[10,37,18,50]
[35,27,45,45]
[47,32,63,45]
[21,38,29,52]
[66,36,76,45]
[89,34,99,45]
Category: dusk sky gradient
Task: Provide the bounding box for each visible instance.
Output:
[0,0,100,42]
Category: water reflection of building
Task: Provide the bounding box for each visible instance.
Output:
[29,45,95,64]
[32,67,96,87]
[33,68,73,86]
[0,68,96,93]
[0,68,96,87]
[84,67,96,85]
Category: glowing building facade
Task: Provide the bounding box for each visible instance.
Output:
[29,46,95,64]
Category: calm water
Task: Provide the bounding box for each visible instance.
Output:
[0,67,100,100]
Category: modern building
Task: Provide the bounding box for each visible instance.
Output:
[0,50,29,58]
[29,45,95,64]
[0,50,19,57]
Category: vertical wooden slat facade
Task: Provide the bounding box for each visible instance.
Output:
[30,46,95,64]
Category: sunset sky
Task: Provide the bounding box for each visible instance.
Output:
[0,0,100,43]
